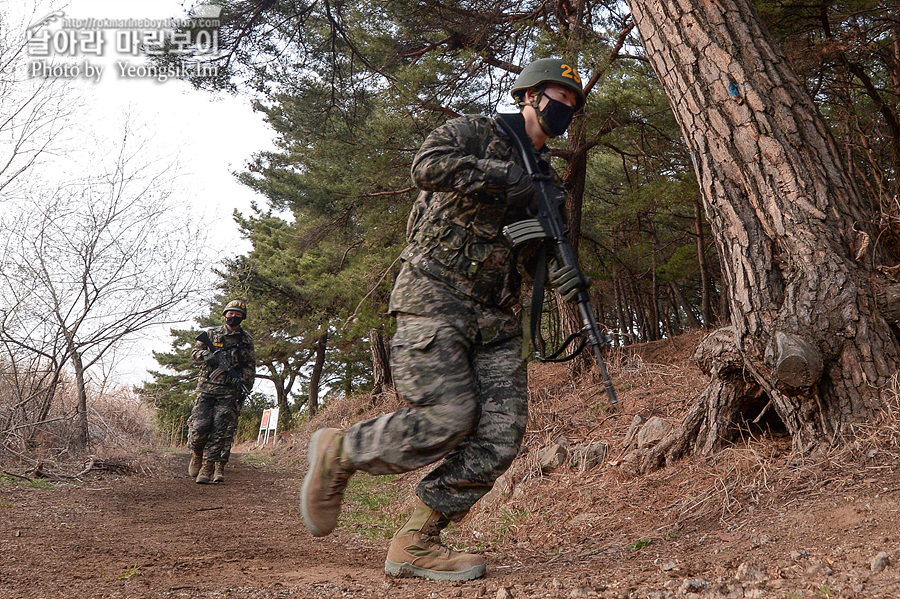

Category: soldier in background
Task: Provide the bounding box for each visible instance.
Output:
[188,299,256,484]
[300,58,585,580]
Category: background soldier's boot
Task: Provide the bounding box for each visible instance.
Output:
[195,461,215,484]
[300,428,356,537]
[213,462,225,483]
[188,451,203,478]
[384,500,486,581]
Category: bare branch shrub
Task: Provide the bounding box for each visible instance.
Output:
[0,5,75,195]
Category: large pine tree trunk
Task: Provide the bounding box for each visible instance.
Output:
[625,0,900,465]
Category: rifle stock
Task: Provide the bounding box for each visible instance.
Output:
[495,113,618,405]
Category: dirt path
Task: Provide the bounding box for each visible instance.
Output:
[2,451,393,598]
[6,335,900,598]
[1,450,582,599]
[4,415,900,598]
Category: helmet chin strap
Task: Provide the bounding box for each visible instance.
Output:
[521,88,557,137]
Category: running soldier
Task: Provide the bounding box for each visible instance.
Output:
[188,299,256,484]
[301,58,586,580]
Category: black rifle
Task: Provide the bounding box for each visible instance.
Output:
[196,331,251,397]
[495,112,618,405]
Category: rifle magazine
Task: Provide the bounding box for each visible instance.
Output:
[503,219,548,245]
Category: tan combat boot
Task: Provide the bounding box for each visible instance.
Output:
[188,451,203,478]
[384,500,486,581]
[195,460,215,484]
[213,462,225,483]
[300,428,356,537]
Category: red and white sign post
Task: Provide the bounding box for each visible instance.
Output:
[257,407,279,444]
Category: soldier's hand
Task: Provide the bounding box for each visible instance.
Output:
[227,375,244,387]
[505,163,538,214]
[549,259,587,303]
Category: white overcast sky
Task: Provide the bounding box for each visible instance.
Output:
[9,0,277,386]
[58,0,275,242]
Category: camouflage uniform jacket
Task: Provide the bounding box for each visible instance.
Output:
[191,325,256,393]
[390,113,565,343]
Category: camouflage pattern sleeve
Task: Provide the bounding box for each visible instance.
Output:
[410,116,515,199]
[191,340,209,365]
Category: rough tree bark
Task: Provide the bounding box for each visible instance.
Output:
[624,0,900,467]
[369,328,392,397]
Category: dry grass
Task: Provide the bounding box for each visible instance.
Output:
[0,379,155,472]
[838,372,900,459]
[86,386,156,450]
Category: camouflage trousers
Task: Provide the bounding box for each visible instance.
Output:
[187,387,241,463]
[344,312,528,520]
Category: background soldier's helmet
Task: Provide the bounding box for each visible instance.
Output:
[510,58,586,112]
[222,299,247,318]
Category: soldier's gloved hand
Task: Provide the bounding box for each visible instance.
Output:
[505,163,538,214]
[202,351,217,367]
[549,259,587,303]
[227,375,244,388]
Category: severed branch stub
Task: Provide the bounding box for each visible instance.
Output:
[694,326,742,377]
[772,331,822,391]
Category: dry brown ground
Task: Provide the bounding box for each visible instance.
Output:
[2,330,900,598]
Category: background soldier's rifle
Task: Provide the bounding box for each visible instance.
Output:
[196,331,251,397]
[495,112,618,405]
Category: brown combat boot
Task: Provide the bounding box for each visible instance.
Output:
[188,451,203,478]
[300,428,356,537]
[213,462,225,483]
[195,460,214,484]
[384,500,486,581]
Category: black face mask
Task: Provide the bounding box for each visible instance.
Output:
[225,316,243,328]
[537,95,576,137]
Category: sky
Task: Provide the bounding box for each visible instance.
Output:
[10,0,277,387]
[54,0,274,239]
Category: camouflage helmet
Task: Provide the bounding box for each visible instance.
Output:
[222,299,247,318]
[510,58,585,112]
